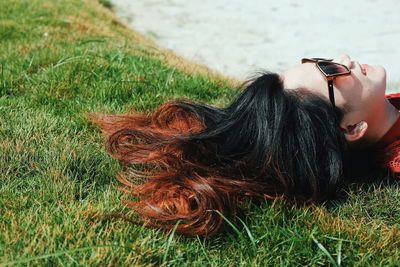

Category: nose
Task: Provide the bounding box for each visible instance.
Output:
[334,54,352,69]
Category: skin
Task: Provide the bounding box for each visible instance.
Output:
[281,54,400,145]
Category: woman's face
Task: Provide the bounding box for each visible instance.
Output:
[281,54,387,127]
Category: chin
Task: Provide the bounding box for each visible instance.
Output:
[375,65,386,79]
[372,65,387,89]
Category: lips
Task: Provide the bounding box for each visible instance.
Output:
[361,64,369,75]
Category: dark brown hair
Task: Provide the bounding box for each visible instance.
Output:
[91,73,347,236]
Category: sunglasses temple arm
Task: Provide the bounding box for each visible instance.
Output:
[328,80,335,107]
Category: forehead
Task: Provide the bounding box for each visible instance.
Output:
[281,63,326,92]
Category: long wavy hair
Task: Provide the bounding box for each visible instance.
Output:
[91,72,348,236]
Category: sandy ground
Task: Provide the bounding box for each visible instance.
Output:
[111,0,400,91]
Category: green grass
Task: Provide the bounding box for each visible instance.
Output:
[0,0,399,265]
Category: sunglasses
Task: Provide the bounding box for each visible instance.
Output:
[301,58,351,107]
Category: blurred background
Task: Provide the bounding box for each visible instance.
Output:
[111,0,400,89]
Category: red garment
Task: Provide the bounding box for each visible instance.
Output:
[376,93,400,174]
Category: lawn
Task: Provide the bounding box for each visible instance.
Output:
[0,0,399,265]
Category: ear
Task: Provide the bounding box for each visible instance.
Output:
[341,121,368,143]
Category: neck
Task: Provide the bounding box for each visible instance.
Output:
[368,98,400,143]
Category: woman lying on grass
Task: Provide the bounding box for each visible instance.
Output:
[92,54,400,236]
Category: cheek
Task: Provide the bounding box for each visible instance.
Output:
[333,76,363,107]
[335,76,356,90]
[334,76,360,97]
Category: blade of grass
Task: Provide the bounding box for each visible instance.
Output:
[337,239,342,266]
[50,56,86,70]
[213,210,242,237]
[162,220,181,263]
[310,234,340,267]
[237,217,257,252]
[196,236,211,263]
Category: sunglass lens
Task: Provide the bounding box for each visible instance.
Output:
[318,62,348,75]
